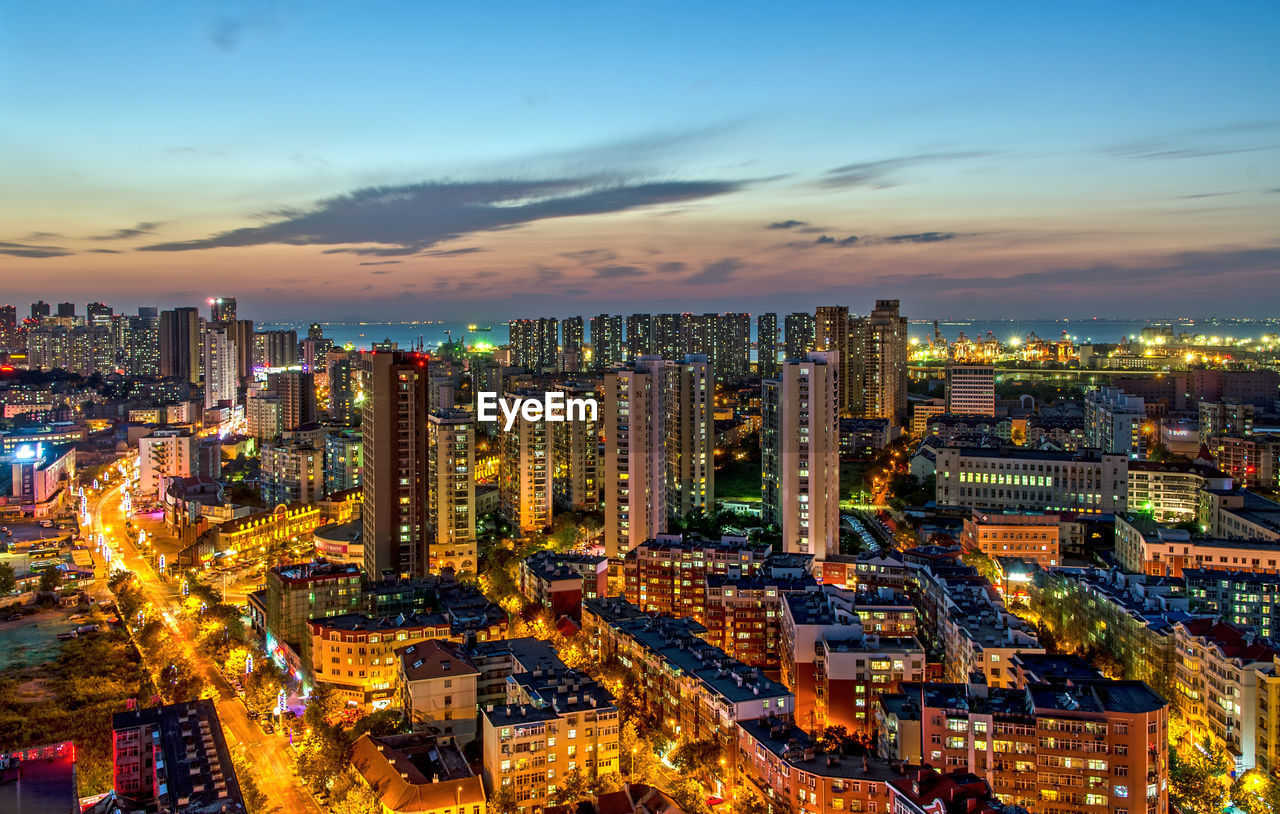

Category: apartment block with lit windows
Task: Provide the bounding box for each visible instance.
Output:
[622,533,771,619]
[551,381,600,511]
[877,678,1169,814]
[1172,618,1276,773]
[428,409,477,574]
[499,389,552,535]
[480,668,619,813]
[1127,459,1231,522]
[308,612,453,711]
[962,510,1061,569]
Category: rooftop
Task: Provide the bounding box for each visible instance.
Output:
[397,639,480,682]
[350,733,484,813]
[738,717,908,781]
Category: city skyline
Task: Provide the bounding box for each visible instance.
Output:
[2,2,1278,319]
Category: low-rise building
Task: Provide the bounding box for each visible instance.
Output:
[309,613,456,711]
[397,640,482,745]
[1116,512,1280,577]
[1199,488,1280,542]
[623,533,769,621]
[961,509,1060,568]
[935,446,1128,516]
[112,699,245,813]
[1127,459,1231,523]
[261,439,324,506]
[1185,568,1280,639]
[517,551,608,622]
[1173,618,1277,772]
[480,668,619,812]
[781,586,925,734]
[263,560,362,675]
[350,732,486,814]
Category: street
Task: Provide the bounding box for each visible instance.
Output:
[90,474,322,814]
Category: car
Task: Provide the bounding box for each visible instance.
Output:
[39,520,54,528]
[262,723,275,734]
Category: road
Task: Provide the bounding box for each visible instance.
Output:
[90,475,322,814]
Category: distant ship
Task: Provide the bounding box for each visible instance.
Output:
[467,324,492,333]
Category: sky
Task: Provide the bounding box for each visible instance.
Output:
[1,0,1278,322]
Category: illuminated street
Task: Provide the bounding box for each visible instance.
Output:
[89,463,322,814]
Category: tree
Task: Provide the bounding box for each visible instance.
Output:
[1230,770,1280,814]
[489,783,518,814]
[350,709,407,739]
[294,723,349,794]
[1170,737,1231,814]
[304,681,342,728]
[549,769,593,806]
[245,660,286,712]
[232,752,269,814]
[670,738,722,783]
[620,719,659,783]
[330,781,383,814]
[0,561,16,594]
[667,776,711,814]
[38,566,63,594]
[736,788,769,814]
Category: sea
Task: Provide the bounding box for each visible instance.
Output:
[259,317,1280,353]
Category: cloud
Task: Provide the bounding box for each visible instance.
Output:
[806,232,956,248]
[768,220,808,229]
[87,248,122,254]
[685,257,745,285]
[1103,139,1275,160]
[90,221,166,241]
[656,261,687,273]
[139,176,747,255]
[818,151,992,189]
[0,241,72,258]
[359,261,401,267]
[594,265,646,279]
[208,3,279,52]
[560,249,619,264]
[424,247,486,257]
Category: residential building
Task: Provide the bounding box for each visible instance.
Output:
[1200,401,1256,442]
[158,306,201,384]
[324,429,362,495]
[589,313,624,370]
[877,678,1169,814]
[429,409,477,574]
[138,427,197,498]
[863,300,909,426]
[361,350,431,580]
[781,586,926,734]
[509,318,559,373]
[396,640,482,744]
[763,352,840,560]
[1127,459,1231,522]
[946,365,996,417]
[714,312,751,380]
[551,382,600,511]
[500,390,552,535]
[962,510,1060,568]
[480,667,619,812]
[1209,434,1280,489]
[622,533,771,620]
[935,446,1129,515]
[112,700,245,813]
[561,316,584,373]
[783,311,816,363]
[350,733,486,814]
[757,312,779,379]
[309,613,455,711]
[814,305,858,415]
[1185,568,1280,639]
[518,551,608,621]
[202,323,239,408]
[626,313,653,360]
[1173,618,1276,772]
[260,439,324,506]
[263,561,362,672]
[1199,489,1280,542]
[1084,387,1147,457]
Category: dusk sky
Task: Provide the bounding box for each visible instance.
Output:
[2,1,1278,322]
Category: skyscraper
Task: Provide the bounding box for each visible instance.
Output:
[120,309,160,377]
[210,297,237,322]
[86,302,113,327]
[509,317,559,372]
[815,306,860,415]
[327,349,357,425]
[626,313,653,360]
[757,312,779,379]
[159,307,201,384]
[763,352,840,560]
[714,312,751,381]
[266,370,318,430]
[680,313,715,360]
[785,313,815,360]
[863,299,908,425]
[56,302,76,318]
[589,314,624,370]
[254,329,298,368]
[602,355,714,558]
[561,316,584,373]
[552,381,601,511]
[500,389,553,534]
[30,300,50,320]
[428,409,477,574]
[202,324,238,408]
[653,313,682,359]
[361,350,430,579]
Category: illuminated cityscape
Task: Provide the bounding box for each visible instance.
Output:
[1,4,1279,814]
